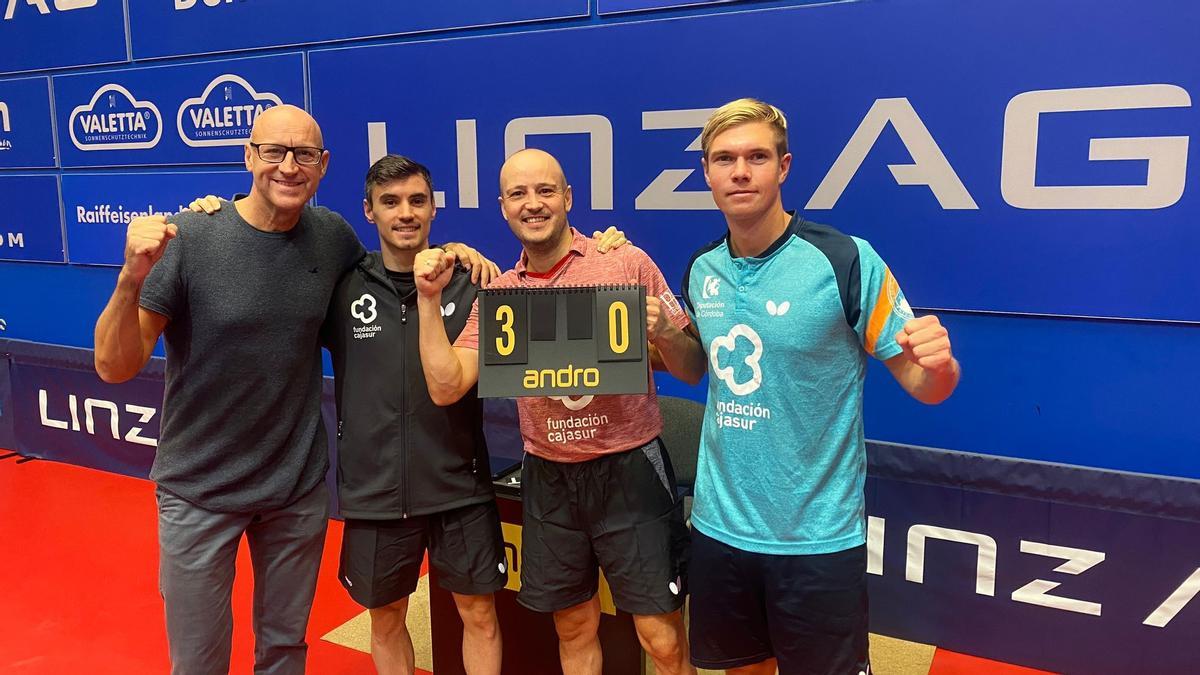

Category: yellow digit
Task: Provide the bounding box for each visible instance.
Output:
[608,301,629,354]
[496,304,515,356]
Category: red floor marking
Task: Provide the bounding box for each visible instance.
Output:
[0,457,376,674]
[929,649,1059,674]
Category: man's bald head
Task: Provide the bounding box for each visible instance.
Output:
[499,148,566,193]
[249,104,324,147]
[497,148,573,256]
[242,104,329,221]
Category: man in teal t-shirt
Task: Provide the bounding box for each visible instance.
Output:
[666,98,961,675]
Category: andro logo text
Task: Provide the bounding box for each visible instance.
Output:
[523,363,601,390]
[69,84,162,151]
[177,74,281,147]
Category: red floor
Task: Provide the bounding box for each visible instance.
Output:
[0,455,377,674]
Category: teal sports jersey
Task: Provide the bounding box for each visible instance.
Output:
[681,212,912,555]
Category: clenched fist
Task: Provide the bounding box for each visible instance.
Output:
[895,314,954,373]
[414,247,458,297]
[646,295,674,343]
[124,215,178,282]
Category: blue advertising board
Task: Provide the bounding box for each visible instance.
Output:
[310,0,1199,323]
[7,347,163,478]
[866,463,1200,673]
[53,53,305,168]
[0,175,64,263]
[0,0,127,75]
[0,77,56,168]
[128,0,587,61]
[62,171,251,265]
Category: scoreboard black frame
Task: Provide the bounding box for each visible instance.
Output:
[478,285,650,398]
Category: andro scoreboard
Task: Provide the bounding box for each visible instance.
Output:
[478,285,649,398]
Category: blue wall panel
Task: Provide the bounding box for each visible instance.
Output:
[0,263,116,348]
[0,176,64,263]
[0,0,127,75]
[128,0,588,60]
[864,313,1200,479]
[599,0,756,13]
[0,77,57,168]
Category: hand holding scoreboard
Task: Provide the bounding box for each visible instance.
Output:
[479,285,649,398]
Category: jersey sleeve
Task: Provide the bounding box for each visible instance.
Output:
[853,237,911,361]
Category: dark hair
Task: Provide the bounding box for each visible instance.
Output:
[364,154,434,204]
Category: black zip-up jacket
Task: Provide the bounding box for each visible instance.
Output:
[324,251,493,519]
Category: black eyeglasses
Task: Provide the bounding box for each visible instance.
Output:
[249,142,325,166]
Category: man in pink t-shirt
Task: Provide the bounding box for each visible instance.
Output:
[415,149,705,675]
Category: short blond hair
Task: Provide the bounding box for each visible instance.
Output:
[700,98,788,160]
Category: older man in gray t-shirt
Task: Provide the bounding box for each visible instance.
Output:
[94,105,363,675]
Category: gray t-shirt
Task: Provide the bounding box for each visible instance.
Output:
[140,201,364,513]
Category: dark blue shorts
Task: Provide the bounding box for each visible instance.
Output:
[518,439,690,615]
[688,529,870,674]
[339,500,507,608]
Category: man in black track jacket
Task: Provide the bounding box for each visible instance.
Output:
[323,155,628,675]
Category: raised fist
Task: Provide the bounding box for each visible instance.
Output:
[124,215,178,282]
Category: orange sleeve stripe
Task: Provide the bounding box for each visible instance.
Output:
[864,268,895,354]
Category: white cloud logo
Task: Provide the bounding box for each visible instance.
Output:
[440,301,456,317]
[549,395,594,411]
[351,294,377,324]
[709,324,763,396]
[176,74,282,148]
[766,300,790,316]
[69,84,162,151]
[702,275,721,299]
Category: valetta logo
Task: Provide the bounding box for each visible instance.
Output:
[0,101,11,151]
[68,84,162,151]
[177,74,282,148]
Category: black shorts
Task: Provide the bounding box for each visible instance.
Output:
[689,529,869,674]
[518,439,690,616]
[338,500,507,609]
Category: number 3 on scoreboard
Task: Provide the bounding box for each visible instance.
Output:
[496,304,516,356]
[482,293,528,366]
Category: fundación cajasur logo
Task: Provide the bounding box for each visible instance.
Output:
[177,74,282,148]
[69,84,162,151]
